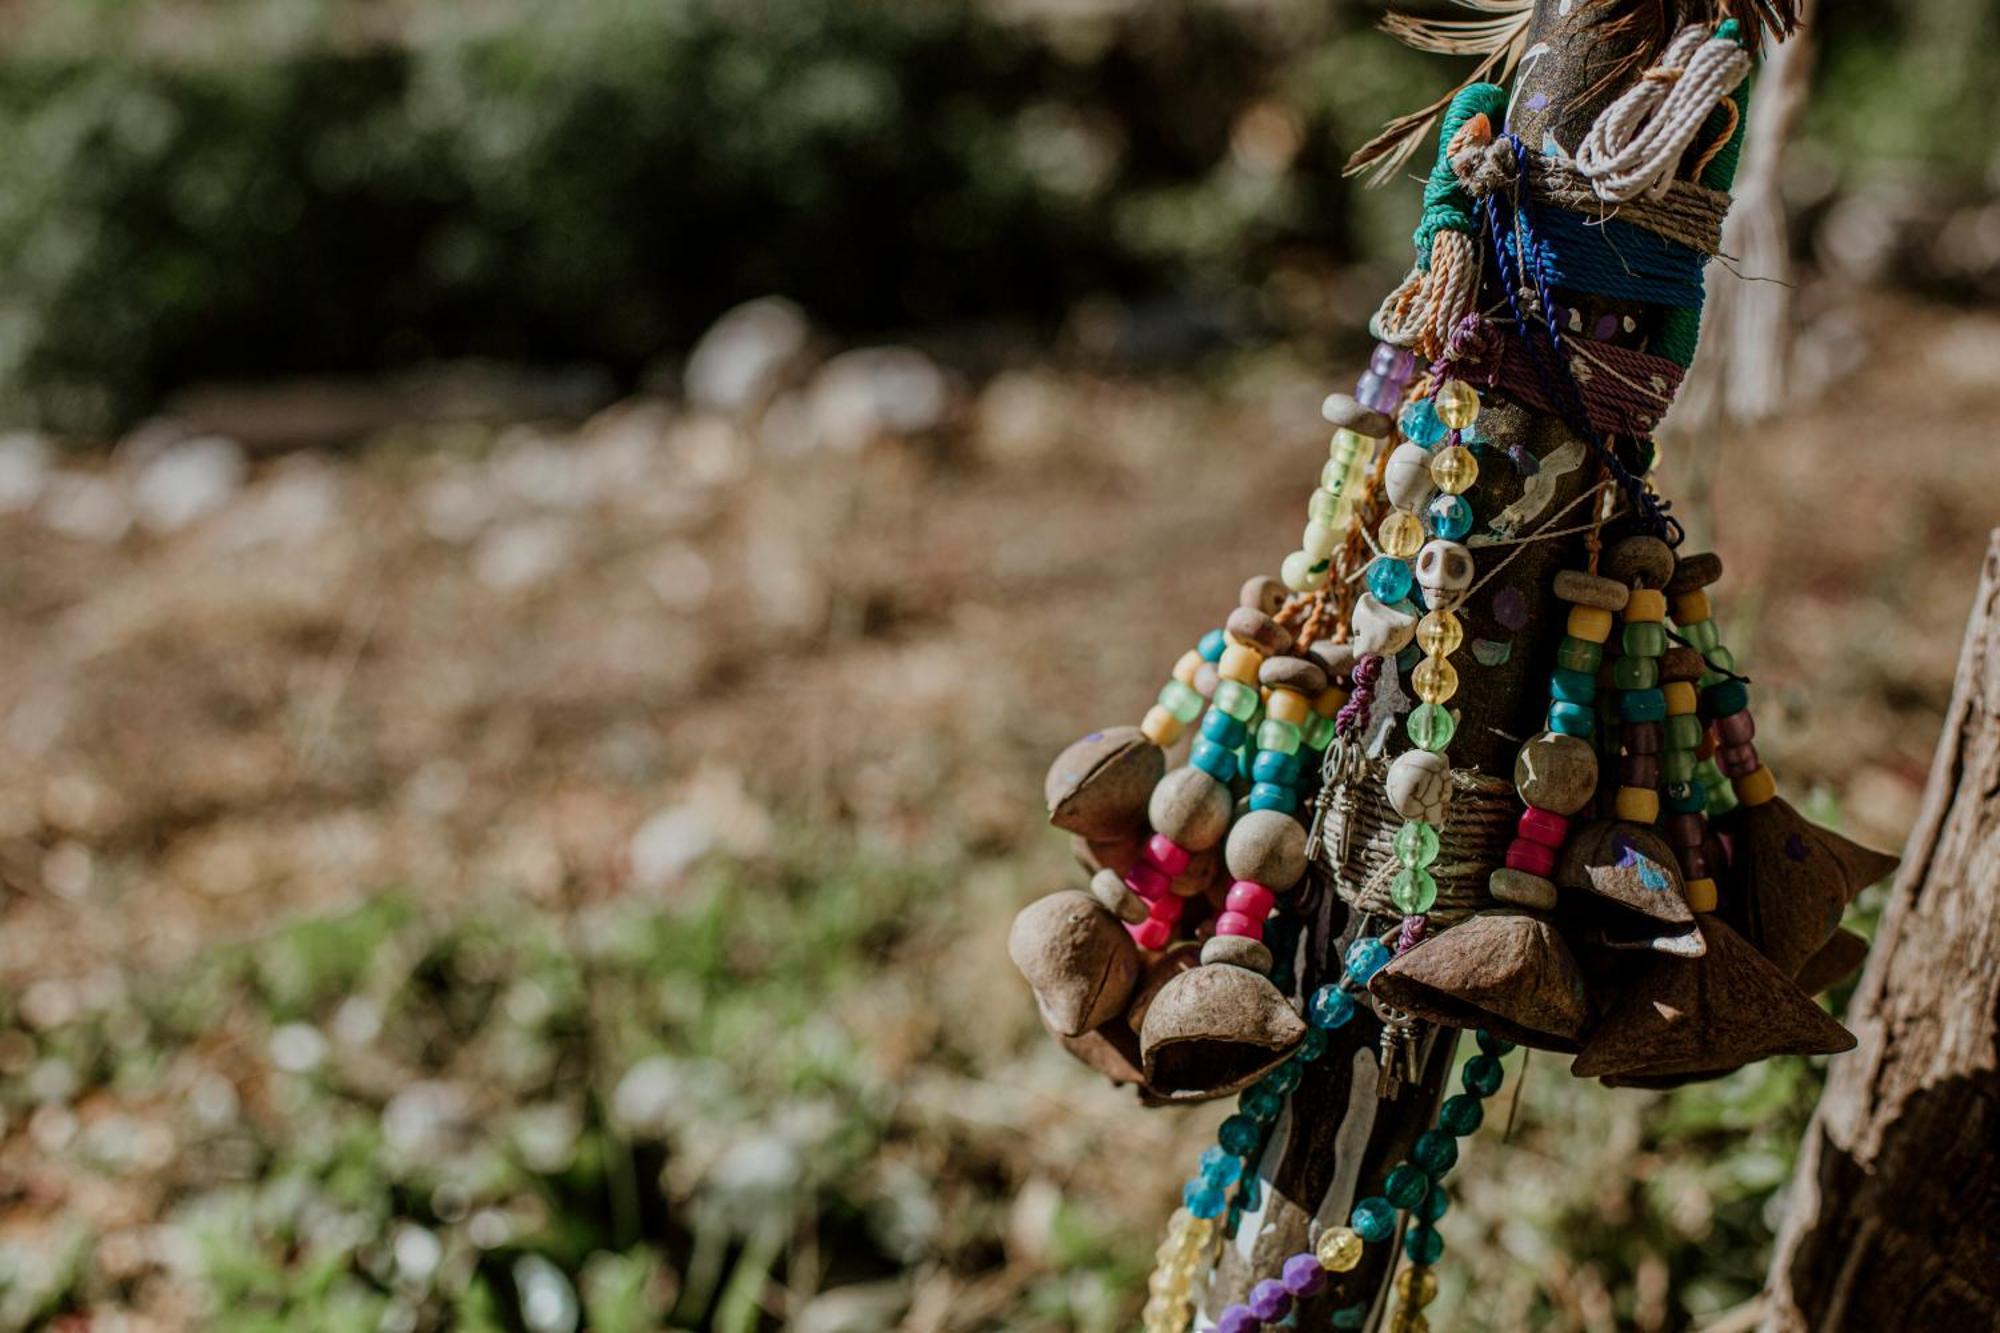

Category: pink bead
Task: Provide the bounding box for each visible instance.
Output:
[1125,862,1171,901]
[1516,806,1568,848]
[1224,880,1277,918]
[1146,834,1192,876]
[1720,741,1759,777]
[1716,710,1757,746]
[1505,837,1556,877]
[1130,917,1172,950]
[1149,892,1185,924]
[1214,910,1264,940]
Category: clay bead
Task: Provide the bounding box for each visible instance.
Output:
[1603,535,1675,589]
[1201,933,1275,974]
[1239,575,1289,616]
[1259,655,1328,697]
[1225,606,1293,656]
[1512,732,1597,816]
[1148,766,1235,852]
[1552,569,1629,611]
[1665,551,1723,594]
[1225,810,1309,889]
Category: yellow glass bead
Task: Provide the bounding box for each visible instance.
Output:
[1662,681,1698,716]
[1380,510,1426,559]
[1267,689,1311,725]
[1733,765,1778,806]
[1388,1313,1430,1333]
[1329,427,1374,463]
[1685,876,1719,912]
[1614,785,1660,824]
[1566,605,1613,643]
[1623,589,1667,622]
[1173,650,1204,686]
[1435,379,1480,429]
[1672,590,1712,625]
[1141,705,1184,748]
[1183,1214,1216,1247]
[1316,1226,1365,1272]
[1396,1267,1440,1307]
[1412,654,1458,705]
[1416,610,1463,657]
[1429,444,1478,495]
[1303,520,1340,562]
[1219,644,1264,684]
[1315,686,1349,718]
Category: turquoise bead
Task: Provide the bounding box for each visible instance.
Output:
[1404,1224,1445,1265]
[1385,1163,1430,1209]
[1425,493,1474,541]
[1548,701,1594,738]
[1299,1026,1328,1060]
[1257,718,1303,755]
[1300,711,1337,751]
[1411,1129,1458,1176]
[1214,679,1259,721]
[1704,678,1750,717]
[1550,668,1596,704]
[1249,782,1299,814]
[1350,1196,1397,1243]
[1462,1054,1505,1097]
[1664,713,1703,751]
[1190,737,1238,784]
[1346,937,1392,983]
[1612,655,1659,690]
[1368,556,1415,604]
[1555,636,1602,673]
[1401,398,1446,444]
[1201,1145,1244,1188]
[1159,678,1205,722]
[1621,621,1666,657]
[1239,1083,1282,1122]
[1252,749,1302,786]
[1218,1115,1262,1155]
[1619,688,1666,722]
[1198,629,1228,663]
[1415,1186,1450,1224]
[1183,1179,1228,1218]
[1683,619,1721,651]
[1475,1029,1516,1055]
[1310,984,1357,1030]
[1332,1304,1369,1330]
[1438,1093,1484,1136]
[1201,708,1249,746]
[1264,1060,1303,1095]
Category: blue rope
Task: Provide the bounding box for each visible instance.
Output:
[1500,207,1707,310]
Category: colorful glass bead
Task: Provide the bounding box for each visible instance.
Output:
[1248,1279,1291,1321]
[1263,1060,1303,1095]
[1252,749,1303,786]
[1703,678,1750,716]
[1406,703,1457,751]
[1198,628,1227,662]
[1346,937,1392,983]
[1380,509,1427,559]
[1550,667,1595,704]
[1214,679,1259,721]
[1368,556,1415,603]
[1555,636,1602,673]
[1438,1093,1484,1136]
[1424,493,1474,541]
[1434,379,1480,429]
[1310,984,1357,1030]
[1414,1186,1449,1225]
[1412,655,1459,705]
[1350,1196,1397,1243]
[1429,444,1478,494]
[1201,708,1249,746]
[1189,737,1238,784]
[1404,1225,1445,1265]
[1620,688,1667,722]
[1307,488,1348,528]
[1476,1029,1516,1055]
[1416,610,1462,657]
[1613,655,1660,690]
[1372,341,1418,383]
[1218,1115,1262,1155]
[1214,910,1261,939]
[1257,717,1303,755]
[1316,1226,1365,1272]
[1401,398,1446,445]
[1411,1129,1458,1176]
[1299,1025,1329,1060]
[1249,782,1299,814]
[1240,1082,1283,1122]
[1391,867,1438,913]
[1303,520,1340,561]
[1159,678,1204,723]
[1282,1252,1326,1298]
[1332,1304,1370,1329]
[1394,820,1440,867]
[1183,1179,1228,1218]
[1462,1053,1505,1096]
[1200,1145,1245,1188]
[1397,1266,1440,1307]
[1131,917,1171,950]
[1300,711,1337,750]
[1355,371,1402,415]
[1622,621,1667,657]
[1547,701,1594,737]
[1684,618,1721,652]
[1385,1163,1430,1209]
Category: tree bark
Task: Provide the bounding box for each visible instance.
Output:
[1759,532,2000,1331]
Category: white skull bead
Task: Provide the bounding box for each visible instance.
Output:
[1415,539,1474,610]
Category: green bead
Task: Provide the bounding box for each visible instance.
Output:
[1404,1224,1445,1265]
[1612,655,1659,690]
[1705,780,1740,817]
[1307,487,1346,527]
[1462,1054,1504,1097]
[1390,867,1438,914]
[1406,703,1456,752]
[1257,718,1302,756]
[1661,748,1697,784]
[1664,713,1703,751]
[1555,636,1602,674]
[1159,678,1205,723]
[1621,621,1666,657]
[1214,679,1259,721]
[1475,1030,1516,1055]
[1394,821,1440,868]
[1683,619,1721,652]
[1414,1186,1450,1224]
[1411,1129,1458,1176]
[1300,711,1337,751]
[1385,1163,1430,1209]
[1438,1094,1484,1136]
[1350,1196,1397,1243]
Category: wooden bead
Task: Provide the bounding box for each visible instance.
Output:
[1488,867,1558,910]
[1603,535,1675,589]
[1622,589,1667,622]
[1565,605,1613,643]
[1240,575,1288,616]
[1148,767,1235,851]
[1552,569,1629,611]
[1671,590,1711,625]
[1732,765,1778,807]
[1265,689,1311,726]
[1684,877,1718,913]
[1260,655,1328,697]
[1665,551,1723,594]
[1614,786,1660,824]
[1225,810,1309,889]
[1386,750,1453,824]
[1219,644,1263,684]
[1225,606,1293,655]
[1140,705,1183,747]
[1513,732,1597,815]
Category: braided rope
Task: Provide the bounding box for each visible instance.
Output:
[1575,22,1752,203]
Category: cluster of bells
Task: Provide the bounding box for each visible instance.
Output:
[1009,540,1900,1105]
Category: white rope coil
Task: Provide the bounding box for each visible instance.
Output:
[1574,24,1751,204]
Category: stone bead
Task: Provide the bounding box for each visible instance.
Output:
[1434,379,1480,429]
[1416,609,1462,657]
[1489,867,1558,909]
[1261,655,1328,697]
[1553,569,1629,610]
[1513,731,1597,815]
[1282,549,1331,593]
[1665,550,1723,593]
[1387,749,1454,824]
[1046,727,1166,838]
[1429,443,1478,495]
[1140,705,1183,748]
[1148,767,1235,851]
[1384,442,1437,512]
[1240,575,1289,616]
[1603,535,1675,589]
[1623,588,1667,622]
[1202,933,1274,973]
[1307,638,1358,683]
[1226,606,1293,656]
[1321,392,1394,438]
[1614,785,1661,823]
[1565,605,1613,643]
[1225,810,1309,889]
[1316,1226,1365,1272]
[1091,867,1150,923]
[1352,593,1418,656]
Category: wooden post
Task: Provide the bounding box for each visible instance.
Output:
[1758,532,2000,1331]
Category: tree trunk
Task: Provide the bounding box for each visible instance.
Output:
[1759,531,2000,1331]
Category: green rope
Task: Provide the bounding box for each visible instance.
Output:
[1668,23,1753,366]
[1413,82,1509,271]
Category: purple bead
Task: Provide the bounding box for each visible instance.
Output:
[1721,741,1760,776]
[1716,710,1757,745]
[1282,1252,1326,1297]
[1370,341,1417,385]
[1354,371,1402,415]
[1680,845,1711,878]
[1248,1279,1293,1322]
[1620,753,1661,788]
[1216,1305,1259,1333]
[1665,812,1704,848]
[1621,721,1662,755]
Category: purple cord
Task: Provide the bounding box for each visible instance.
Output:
[1337,654,1383,737]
